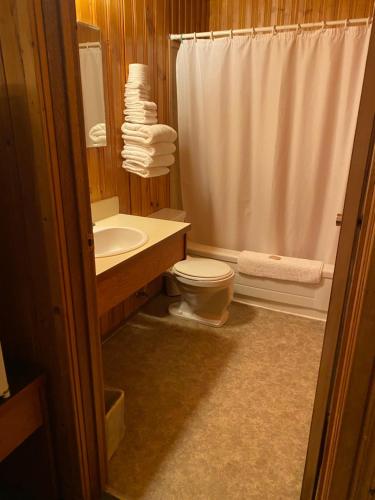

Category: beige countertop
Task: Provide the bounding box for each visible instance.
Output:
[94,213,190,276]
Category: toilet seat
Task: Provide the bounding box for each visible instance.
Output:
[173,258,233,281]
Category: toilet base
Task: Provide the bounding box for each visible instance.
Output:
[168,301,229,327]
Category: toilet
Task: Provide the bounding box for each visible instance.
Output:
[168,258,235,327]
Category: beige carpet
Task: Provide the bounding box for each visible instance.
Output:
[102,296,324,500]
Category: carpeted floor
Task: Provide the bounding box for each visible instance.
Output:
[102,295,324,500]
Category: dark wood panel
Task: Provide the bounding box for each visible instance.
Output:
[0,376,44,462]
[0,374,57,498]
[209,0,374,29]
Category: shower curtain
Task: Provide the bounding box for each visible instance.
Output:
[176,26,370,264]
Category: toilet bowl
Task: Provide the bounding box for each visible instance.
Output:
[169,258,235,327]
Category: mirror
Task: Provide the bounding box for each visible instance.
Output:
[77,22,107,148]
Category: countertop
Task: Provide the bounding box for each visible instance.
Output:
[94,213,190,276]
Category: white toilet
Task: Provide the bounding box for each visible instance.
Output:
[168,258,235,327]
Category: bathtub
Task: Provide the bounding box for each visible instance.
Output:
[187,241,334,321]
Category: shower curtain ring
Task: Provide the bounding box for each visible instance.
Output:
[194,32,197,42]
[345,18,349,29]
[230,29,233,39]
[210,31,214,41]
[252,26,256,38]
[296,23,302,34]
[321,20,327,32]
[272,25,277,36]
[180,34,183,43]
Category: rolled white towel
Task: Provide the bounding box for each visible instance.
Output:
[121,123,177,144]
[89,122,106,136]
[89,123,106,145]
[125,116,158,125]
[123,161,169,178]
[121,151,174,167]
[122,141,176,156]
[237,251,323,284]
[91,136,106,145]
[124,101,157,111]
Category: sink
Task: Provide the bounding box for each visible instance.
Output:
[94,226,148,257]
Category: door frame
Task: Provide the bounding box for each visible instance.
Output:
[28,0,375,496]
[31,0,107,496]
[301,18,375,499]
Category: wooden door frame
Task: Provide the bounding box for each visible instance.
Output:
[31,0,107,496]
[317,119,375,499]
[301,19,375,499]
[25,0,375,496]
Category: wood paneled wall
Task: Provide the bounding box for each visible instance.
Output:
[0,0,105,495]
[209,0,374,29]
[75,0,209,215]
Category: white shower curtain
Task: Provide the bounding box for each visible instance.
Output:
[176,26,370,264]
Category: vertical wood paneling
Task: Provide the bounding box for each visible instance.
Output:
[75,0,209,336]
[209,0,374,29]
[75,0,209,217]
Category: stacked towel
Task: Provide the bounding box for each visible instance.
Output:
[123,64,157,124]
[121,65,177,178]
[121,122,178,144]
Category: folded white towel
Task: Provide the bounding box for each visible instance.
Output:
[237,251,323,284]
[122,141,176,156]
[124,95,150,102]
[121,151,174,167]
[125,82,151,91]
[123,161,169,178]
[124,95,150,103]
[124,87,150,94]
[126,79,150,87]
[124,101,157,111]
[128,63,149,74]
[124,98,152,106]
[124,109,157,118]
[125,116,158,125]
[124,88,150,95]
[121,123,177,144]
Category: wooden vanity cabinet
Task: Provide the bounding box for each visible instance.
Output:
[96,231,186,316]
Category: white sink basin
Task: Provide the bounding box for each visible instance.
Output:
[94,226,148,257]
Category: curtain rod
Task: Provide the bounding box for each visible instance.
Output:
[169,17,372,41]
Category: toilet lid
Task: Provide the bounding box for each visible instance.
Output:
[173,259,233,280]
